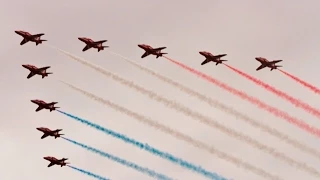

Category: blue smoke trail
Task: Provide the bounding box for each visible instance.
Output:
[63,137,172,180]
[57,110,226,180]
[68,165,109,180]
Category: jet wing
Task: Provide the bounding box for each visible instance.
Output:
[270,60,282,64]
[41,134,49,139]
[201,59,211,65]
[38,66,50,71]
[20,39,28,45]
[38,66,51,71]
[256,64,267,71]
[32,33,45,37]
[27,72,35,79]
[36,106,44,112]
[48,162,55,167]
[153,47,166,51]
[82,45,91,52]
[95,40,107,44]
[141,52,150,58]
[214,54,227,59]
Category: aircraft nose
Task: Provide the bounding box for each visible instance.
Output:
[199,51,205,55]
[22,64,28,68]
[36,127,41,130]
[14,30,20,34]
[138,44,143,48]
[31,100,36,103]
[255,57,260,60]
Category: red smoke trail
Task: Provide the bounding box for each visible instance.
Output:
[164,56,320,137]
[223,64,320,120]
[278,69,320,94]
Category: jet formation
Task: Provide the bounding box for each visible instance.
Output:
[15,31,284,71]
[37,128,67,167]
[17,29,284,170]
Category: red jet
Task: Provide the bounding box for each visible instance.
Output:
[138,44,167,58]
[15,30,47,46]
[36,127,64,139]
[44,156,69,167]
[22,64,52,79]
[31,100,59,112]
[78,37,109,52]
[255,57,283,71]
[199,51,227,65]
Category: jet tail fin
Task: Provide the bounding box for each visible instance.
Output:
[55,134,64,139]
[271,65,282,71]
[62,162,70,167]
[156,53,168,58]
[98,46,109,52]
[50,107,60,112]
[216,60,227,65]
[36,40,47,46]
[42,72,52,78]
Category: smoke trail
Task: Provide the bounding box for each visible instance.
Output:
[223,64,320,120]
[57,110,224,180]
[164,56,320,138]
[107,51,320,160]
[67,165,109,180]
[56,51,320,178]
[59,82,280,180]
[63,137,172,180]
[278,69,320,95]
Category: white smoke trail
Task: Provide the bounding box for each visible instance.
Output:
[60,80,282,180]
[106,51,320,161]
[57,48,320,178]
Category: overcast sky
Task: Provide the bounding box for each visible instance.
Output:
[1,0,320,179]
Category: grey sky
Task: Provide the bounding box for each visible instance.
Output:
[1,0,320,179]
